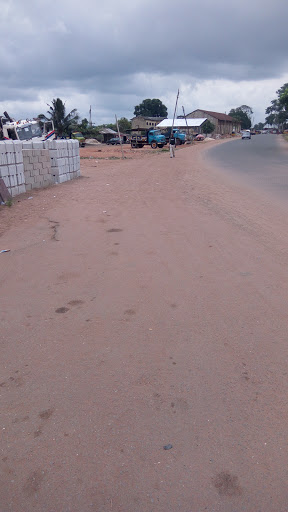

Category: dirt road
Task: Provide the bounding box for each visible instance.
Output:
[1,141,288,511]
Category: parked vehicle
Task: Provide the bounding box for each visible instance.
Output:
[242,130,251,140]
[194,134,205,141]
[131,129,166,149]
[70,132,86,147]
[162,128,186,145]
[106,137,122,145]
[0,112,55,142]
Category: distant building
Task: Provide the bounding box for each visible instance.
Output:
[99,127,118,143]
[131,116,166,131]
[185,110,241,135]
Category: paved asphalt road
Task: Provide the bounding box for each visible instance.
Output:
[205,134,288,202]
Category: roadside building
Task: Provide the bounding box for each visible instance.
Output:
[185,110,241,135]
[99,128,118,143]
[131,116,166,131]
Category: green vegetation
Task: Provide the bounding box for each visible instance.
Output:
[229,105,253,130]
[39,98,79,137]
[202,120,215,135]
[134,98,168,117]
[265,83,288,130]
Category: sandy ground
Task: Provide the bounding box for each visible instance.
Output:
[1,140,288,511]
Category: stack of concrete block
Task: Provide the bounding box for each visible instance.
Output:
[44,139,80,183]
[0,141,26,197]
[0,139,81,198]
[22,141,54,191]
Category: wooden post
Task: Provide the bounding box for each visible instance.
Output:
[115,115,124,160]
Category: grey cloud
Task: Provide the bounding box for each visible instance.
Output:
[0,0,287,121]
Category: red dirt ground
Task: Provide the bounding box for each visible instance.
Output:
[1,140,288,512]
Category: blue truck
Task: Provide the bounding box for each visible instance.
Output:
[130,129,166,149]
[163,128,186,145]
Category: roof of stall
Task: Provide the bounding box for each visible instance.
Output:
[156,118,207,128]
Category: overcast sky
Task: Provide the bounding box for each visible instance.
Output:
[1,0,288,125]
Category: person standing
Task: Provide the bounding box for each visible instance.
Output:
[169,134,175,158]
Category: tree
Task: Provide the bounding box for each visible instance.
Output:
[39,98,79,137]
[253,122,264,131]
[265,83,288,129]
[134,98,168,117]
[228,105,253,130]
[202,120,215,135]
[117,117,131,133]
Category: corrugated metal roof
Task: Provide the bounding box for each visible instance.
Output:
[189,110,238,122]
[99,128,117,134]
[156,118,207,128]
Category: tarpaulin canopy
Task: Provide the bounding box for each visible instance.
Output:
[156,118,207,128]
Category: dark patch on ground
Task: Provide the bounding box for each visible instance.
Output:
[107,228,123,233]
[49,220,60,241]
[68,299,84,306]
[23,470,45,497]
[39,408,54,420]
[55,307,69,314]
[213,472,242,497]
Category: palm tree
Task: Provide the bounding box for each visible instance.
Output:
[39,98,79,137]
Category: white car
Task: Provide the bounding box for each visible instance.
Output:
[242,130,251,139]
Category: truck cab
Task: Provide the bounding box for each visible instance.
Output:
[162,128,186,145]
[130,129,166,149]
[71,132,86,147]
[147,129,166,148]
[0,113,55,142]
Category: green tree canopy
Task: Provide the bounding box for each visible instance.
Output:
[253,122,264,131]
[265,83,288,128]
[117,117,131,133]
[202,120,215,134]
[134,98,168,117]
[228,105,253,130]
[39,98,79,137]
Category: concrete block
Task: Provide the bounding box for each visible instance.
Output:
[9,175,17,187]
[12,140,23,152]
[76,170,81,177]
[17,172,25,185]
[16,163,24,173]
[15,152,23,164]
[0,166,9,178]
[24,163,33,172]
[4,141,14,152]
[8,165,17,176]
[25,183,32,190]
[32,141,44,149]
[11,186,19,197]
[22,149,33,157]
[22,141,33,149]
[25,176,35,185]
[58,174,68,183]
[0,142,7,154]
[18,184,26,194]
[0,153,8,166]
[6,153,16,165]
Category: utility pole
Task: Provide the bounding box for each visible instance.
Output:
[89,106,92,127]
[182,105,190,140]
[169,89,179,145]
